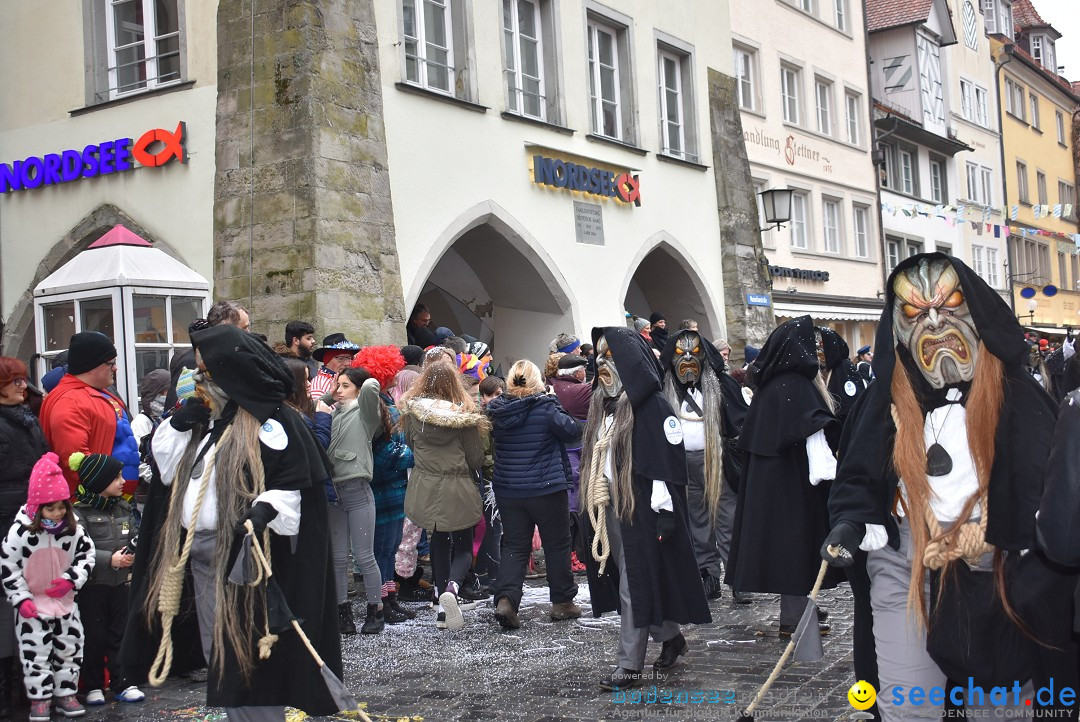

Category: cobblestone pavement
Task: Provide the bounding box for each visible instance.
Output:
[43,575,861,722]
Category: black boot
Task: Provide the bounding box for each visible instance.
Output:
[360,603,385,634]
[381,596,410,624]
[0,657,11,718]
[386,592,416,620]
[338,602,357,635]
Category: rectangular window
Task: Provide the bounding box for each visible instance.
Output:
[1037,171,1048,205]
[1030,93,1040,129]
[1058,111,1067,144]
[929,157,945,203]
[887,237,902,271]
[1005,78,1024,120]
[781,65,801,125]
[834,0,847,31]
[1072,255,1079,290]
[966,162,979,202]
[403,0,455,94]
[998,0,1013,40]
[899,147,915,195]
[981,166,993,206]
[823,199,841,253]
[853,205,870,258]
[960,78,974,121]
[1031,35,1043,65]
[791,191,809,249]
[1016,160,1029,203]
[754,179,773,247]
[1060,181,1076,219]
[1059,253,1067,290]
[845,92,860,144]
[975,86,989,127]
[105,0,182,99]
[972,245,985,278]
[587,19,622,139]
[815,79,832,135]
[879,141,895,190]
[658,49,685,158]
[987,248,999,287]
[982,0,996,33]
[503,0,545,119]
[733,46,756,111]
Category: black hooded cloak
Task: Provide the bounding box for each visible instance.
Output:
[122,325,343,714]
[829,253,1077,699]
[725,315,843,596]
[819,327,866,429]
[581,326,711,628]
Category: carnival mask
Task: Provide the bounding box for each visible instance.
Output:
[192,352,230,419]
[595,336,624,399]
[814,329,826,368]
[892,259,979,388]
[672,332,704,385]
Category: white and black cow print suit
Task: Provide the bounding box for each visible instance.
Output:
[0,509,95,700]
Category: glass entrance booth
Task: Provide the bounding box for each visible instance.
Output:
[33,225,210,410]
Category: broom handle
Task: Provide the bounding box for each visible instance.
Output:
[742,558,831,717]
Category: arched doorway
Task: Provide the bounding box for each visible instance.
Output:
[622,235,722,340]
[408,203,578,373]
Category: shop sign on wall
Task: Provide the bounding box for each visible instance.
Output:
[573,201,605,245]
[531,154,641,207]
[0,122,187,194]
[769,265,830,282]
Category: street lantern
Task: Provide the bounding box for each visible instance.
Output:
[758,187,793,231]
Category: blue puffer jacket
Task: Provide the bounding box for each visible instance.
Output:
[487,393,582,499]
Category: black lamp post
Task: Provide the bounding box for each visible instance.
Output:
[758,188,793,231]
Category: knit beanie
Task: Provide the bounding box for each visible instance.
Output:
[649,312,666,325]
[745,345,761,364]
[549,333,580,354]
[715,338,731,353]
[67,332,117,375]
[69,452,124,495]
[633,317,649,334]
[26,452,70,518]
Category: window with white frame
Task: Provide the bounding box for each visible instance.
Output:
[972,245,985,278]
[733,45,757,111]
[997,0,1013,39]
[879,141,895,190]
[587,16,633,142]
[981,0,996,33]
[1060,253,1068,290]
[1016,160,1029,202]
[815,79,832,136]
[1060,181,1076,219]
[965,162,993,205]
[853,205,870,258]
[986,248,999,286]
[781,65,801,125]
[930,156,945,203]
[960,79,974,121]
[791,191,809,249]
[975,86,989,127]
[1029,93,1040,129]
[980,166,993,206]
[887,237,902,271]
[1030,34,1055,73]
[899,146,916,195]
[845,91,860,144]
[503,0,545,119]
[962,1,979,49]
[1005,77,1024,120]
[403,0,456,94]
[1037,170,1048,205]
[104,0,182,99]
[754,179,774,247]
[658,45,697,160]
[1057,111,1066,144]
[966,162,979,203]
[834,0,847,31]
[822,198,841,253]
[1073,255,1080,290]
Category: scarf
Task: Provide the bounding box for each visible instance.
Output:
[76,485,120,513]
[42,517,67,535]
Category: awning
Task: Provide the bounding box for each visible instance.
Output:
[1023,325,1071,336]
[773,302,882,322]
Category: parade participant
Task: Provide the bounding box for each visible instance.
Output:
[855,345,874,386]
[308,334,359,401]
[817,327,865,429]
[0,452,95,721]
[397,359,488,631]
[726,316,842,638]
[823,254,1078,721]
[579,326,710,691]
[129,324,341,720]
[658,328,727,599]
[649,313,669,354]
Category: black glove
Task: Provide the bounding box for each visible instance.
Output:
[656,510,677,543]
[236,502,278,537]
[170,400,210,432]
[820,520,865,567]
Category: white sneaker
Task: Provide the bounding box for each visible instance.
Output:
[439,591,464,631]
[115,686,145,703]
[84,690,105,706]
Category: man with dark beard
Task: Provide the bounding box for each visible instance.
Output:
[123,325,341,721]
[823,254,1078,722]
[580,326,710,691]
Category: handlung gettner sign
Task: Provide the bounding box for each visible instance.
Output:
[0,121,187,194]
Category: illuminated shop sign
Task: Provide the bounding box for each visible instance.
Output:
[532,155,641,207]
[0,122,187,194]
[769,265,830,282]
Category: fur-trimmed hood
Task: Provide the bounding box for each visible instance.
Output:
[399,397,489,430]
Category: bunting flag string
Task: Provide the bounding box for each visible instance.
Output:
[880,201,1080,248]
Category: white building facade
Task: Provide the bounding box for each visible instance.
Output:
[731,0,885,352]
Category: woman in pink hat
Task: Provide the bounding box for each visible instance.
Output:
[0,452,95,721]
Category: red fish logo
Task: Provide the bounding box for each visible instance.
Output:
[132,122,187,167]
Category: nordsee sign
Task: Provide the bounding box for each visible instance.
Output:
[0,122,187,194]
[532,155,641,207]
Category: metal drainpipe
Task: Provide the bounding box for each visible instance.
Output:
[994,43,1015,312]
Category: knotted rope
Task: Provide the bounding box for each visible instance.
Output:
[922,495,992,570]
[148,430,225,687]
[584,423,616,575]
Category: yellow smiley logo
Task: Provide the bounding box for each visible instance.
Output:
[848,680,876,710]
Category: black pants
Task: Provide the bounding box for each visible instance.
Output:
[494,490,578,610]
[78,584,129,693]
[430,529,473,597]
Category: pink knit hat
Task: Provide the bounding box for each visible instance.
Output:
[26,452,70,518]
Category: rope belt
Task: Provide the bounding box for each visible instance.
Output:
[922,494,992,570]
[585,423,616,575]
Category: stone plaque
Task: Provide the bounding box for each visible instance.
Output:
[574,201,604,246]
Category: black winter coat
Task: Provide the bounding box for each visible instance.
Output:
[0,405,49,524]
[488,394,581,499]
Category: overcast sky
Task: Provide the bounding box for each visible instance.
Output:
[1030,0,1079,82]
